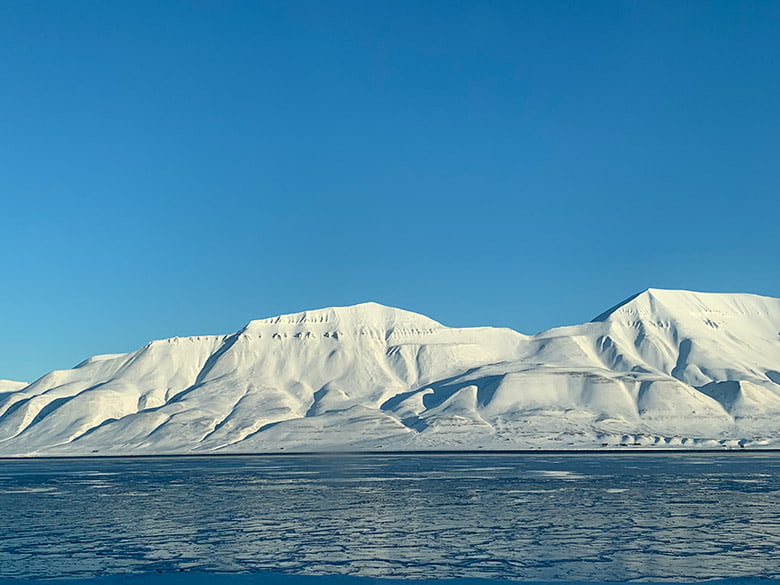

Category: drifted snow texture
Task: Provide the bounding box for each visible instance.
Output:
[1,289,779,455]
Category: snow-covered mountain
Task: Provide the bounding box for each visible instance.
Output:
[1,289,778,455]
[0,380,28,393]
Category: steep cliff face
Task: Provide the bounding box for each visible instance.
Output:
[1,291,778,456]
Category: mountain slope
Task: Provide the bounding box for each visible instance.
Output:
[1,292,778,455]
[0,380,28,393]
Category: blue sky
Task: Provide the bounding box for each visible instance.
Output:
[1,1,778,382]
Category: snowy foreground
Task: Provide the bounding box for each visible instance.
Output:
[0,289,779,456]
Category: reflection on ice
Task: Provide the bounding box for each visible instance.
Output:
[0,486,58,494]
[525,470,590,479]
[0,454,779,582]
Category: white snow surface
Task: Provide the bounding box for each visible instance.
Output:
[0,380,27,393]
[1,289,779,456]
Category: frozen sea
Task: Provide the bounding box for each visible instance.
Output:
[1,453,779,583]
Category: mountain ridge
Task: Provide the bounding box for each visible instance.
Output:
[1,289,778,456]
[244,301,444,329]
[592,288,780,322]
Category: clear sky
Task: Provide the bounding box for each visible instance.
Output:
[1,1,778,383]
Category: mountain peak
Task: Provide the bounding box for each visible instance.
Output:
[243,302,443,331]
[592,288,780,323]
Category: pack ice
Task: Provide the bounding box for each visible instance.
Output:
[1,289,778,455]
